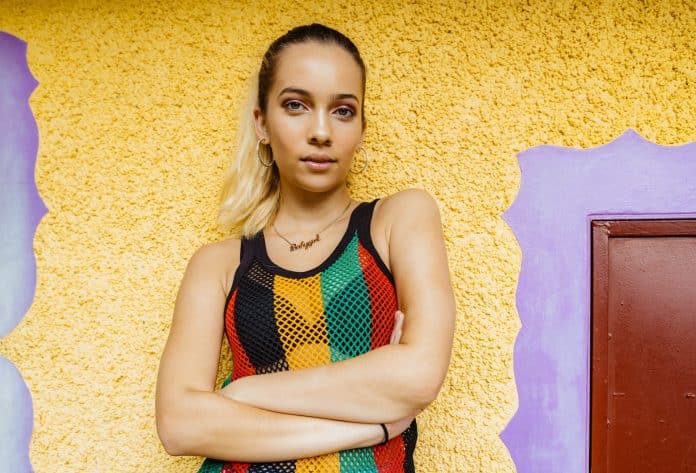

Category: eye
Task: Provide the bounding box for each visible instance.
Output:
[334,106,355,119]
[283,100,306,112]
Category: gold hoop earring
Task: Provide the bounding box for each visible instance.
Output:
[350,146,369,174]
[256,138,273,167]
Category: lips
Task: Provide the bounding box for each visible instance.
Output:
[301,154,336,171]
[301,154,335,163]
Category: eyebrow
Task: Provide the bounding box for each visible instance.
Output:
[278,87,359,103]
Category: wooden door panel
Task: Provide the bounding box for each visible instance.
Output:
[592,220,696,473]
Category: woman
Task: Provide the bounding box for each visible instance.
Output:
[156,24,455,472]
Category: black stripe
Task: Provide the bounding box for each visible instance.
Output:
[234,262,288,373]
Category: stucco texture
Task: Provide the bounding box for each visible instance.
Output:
[0,0,694,471]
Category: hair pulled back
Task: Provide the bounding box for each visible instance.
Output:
[258,24,366,117]
[218,24,366,238]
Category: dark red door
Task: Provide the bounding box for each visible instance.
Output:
[592,220,696,473]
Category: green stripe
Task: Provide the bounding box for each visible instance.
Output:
[197,458,224,473]
[322,234,372,361]
[321,234,377,471]
[338,446,379,473]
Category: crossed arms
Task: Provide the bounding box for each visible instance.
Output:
[155,190,456,462]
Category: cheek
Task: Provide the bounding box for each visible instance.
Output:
[272,133,302,158]
[266,126,297,155]
[268,116,305,143]
[336,125,363,147]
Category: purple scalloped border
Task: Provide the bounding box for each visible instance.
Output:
[501,129,696,472]
[0,31,44,473]
[0,32,45,336]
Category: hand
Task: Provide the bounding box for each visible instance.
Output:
[389,310,405,345]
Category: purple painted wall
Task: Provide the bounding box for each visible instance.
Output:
[0,31,45,473]
[501,130,696,472]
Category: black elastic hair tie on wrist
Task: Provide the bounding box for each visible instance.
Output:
[379,423,389,445]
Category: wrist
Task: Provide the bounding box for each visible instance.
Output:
[379,423,389,445]
[355,423,385,449]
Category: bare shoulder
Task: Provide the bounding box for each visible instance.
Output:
[189,237,241,265]
[369,190,442,270]
[184,237,241,294]
[374,188,442,227]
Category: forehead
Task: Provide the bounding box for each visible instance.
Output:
[272,42,363,98]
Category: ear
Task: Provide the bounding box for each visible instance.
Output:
[253,108,268,143]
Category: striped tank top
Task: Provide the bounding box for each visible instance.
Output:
[198,200,417,473]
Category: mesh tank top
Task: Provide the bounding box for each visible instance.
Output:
[198,200,417,473]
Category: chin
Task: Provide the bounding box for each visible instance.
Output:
[294,176,348,194]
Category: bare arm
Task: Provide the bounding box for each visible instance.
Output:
[220,190,456,423]
[155,241,411,461]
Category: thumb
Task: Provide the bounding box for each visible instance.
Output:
[390,310,405,344]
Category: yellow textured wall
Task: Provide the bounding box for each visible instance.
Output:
[1,0,694,471]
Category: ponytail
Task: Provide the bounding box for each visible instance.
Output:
[217,75,280,238]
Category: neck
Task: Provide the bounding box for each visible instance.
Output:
[274,185,354,231]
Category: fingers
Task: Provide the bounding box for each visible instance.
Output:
[389,310,405,344]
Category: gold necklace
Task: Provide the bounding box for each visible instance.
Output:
[273,201,353,252]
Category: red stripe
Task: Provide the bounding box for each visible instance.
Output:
[373,435,406,473]
[358,243,398,350]
[221,462,250,473]
[224,290,256,379]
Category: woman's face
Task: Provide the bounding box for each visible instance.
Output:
[255,41,364,194]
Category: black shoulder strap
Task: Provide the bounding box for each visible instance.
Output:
[354,198,394,282]
[243,232,267,260]
[355,199,379,244]
[229,233,262,292]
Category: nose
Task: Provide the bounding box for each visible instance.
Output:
[308,109,331,145]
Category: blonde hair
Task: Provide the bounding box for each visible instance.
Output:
[217,74,279,238]
[217,24,366,238]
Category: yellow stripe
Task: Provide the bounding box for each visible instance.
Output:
[273,274,331,370]
[295,453,341,473]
